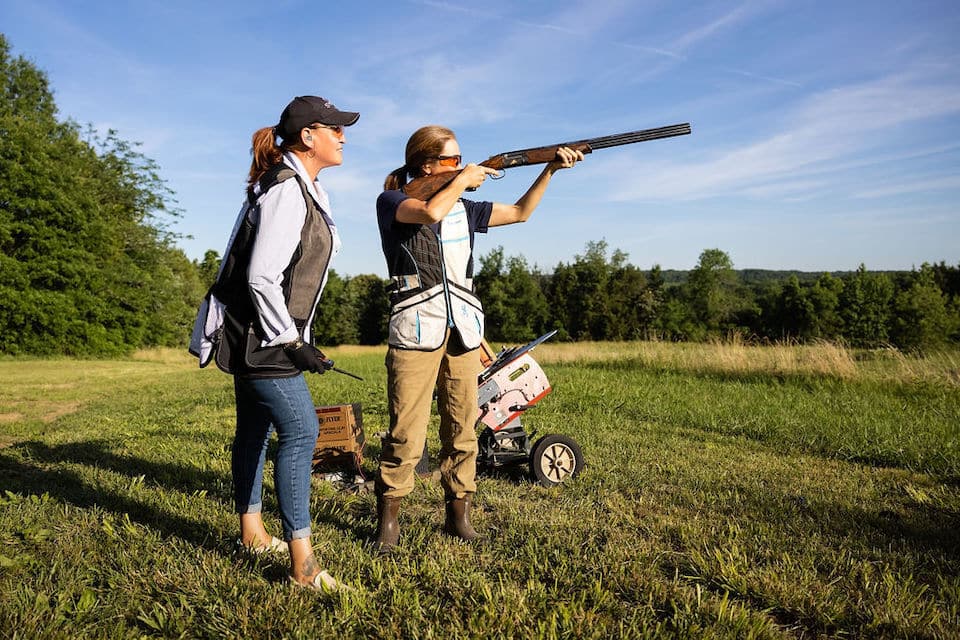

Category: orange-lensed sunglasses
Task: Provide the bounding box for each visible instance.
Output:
[433,154,461,167]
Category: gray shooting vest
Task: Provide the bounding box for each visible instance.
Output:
[211,165,334,377]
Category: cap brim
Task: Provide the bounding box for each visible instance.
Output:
[328,111,360,126]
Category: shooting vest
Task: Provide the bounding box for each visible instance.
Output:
[385,200,484,351]
[211,164,334,377]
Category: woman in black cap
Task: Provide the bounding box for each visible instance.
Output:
[190,96,358,591]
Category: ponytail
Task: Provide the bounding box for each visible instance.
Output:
[384,166,409,191]
[383,125,456,193]
[247,127,283,200]
[246,126,312,200]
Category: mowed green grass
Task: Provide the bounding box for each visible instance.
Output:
[0,343,958,639]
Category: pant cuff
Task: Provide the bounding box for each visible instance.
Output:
[236,502,263,514]
[288,526,311,541]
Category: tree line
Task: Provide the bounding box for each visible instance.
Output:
[0,35,204,355]
[260,242,956,354]
[3,33,958,357]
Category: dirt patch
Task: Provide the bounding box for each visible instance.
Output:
[0,434,17,448]
[0,413,23,424]
[42,401,82,423]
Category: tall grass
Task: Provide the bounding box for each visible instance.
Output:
[1,342,957,639]
[527,337,960,386]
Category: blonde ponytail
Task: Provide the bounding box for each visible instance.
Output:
[382,125,456,192]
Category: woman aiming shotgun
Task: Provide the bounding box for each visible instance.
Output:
[372,125,583,553]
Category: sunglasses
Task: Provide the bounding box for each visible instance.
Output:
[308,123,344,136]
[432,154,461,168]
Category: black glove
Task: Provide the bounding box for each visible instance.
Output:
[283,339,332,374]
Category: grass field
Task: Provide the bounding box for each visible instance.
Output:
[1,341,958,639]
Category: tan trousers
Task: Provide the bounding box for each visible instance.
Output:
[377,331,480,499]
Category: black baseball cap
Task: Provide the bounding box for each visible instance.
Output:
[275,96,360,141]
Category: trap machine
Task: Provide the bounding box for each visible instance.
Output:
[312,330,584,487]
[474,330,584,486]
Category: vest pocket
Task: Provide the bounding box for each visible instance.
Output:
[388,286,447,349]
[215,306,300,376]
[448,287,484,350]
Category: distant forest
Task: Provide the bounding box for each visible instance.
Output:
[265,244,959,353]
[3,33,958,357]
[658,268,917,286]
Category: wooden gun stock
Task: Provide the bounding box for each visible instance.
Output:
[401,123,691,201]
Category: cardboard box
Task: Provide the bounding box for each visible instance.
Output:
[313,403,365,474]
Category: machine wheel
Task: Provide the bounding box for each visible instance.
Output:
[529,434,583,486]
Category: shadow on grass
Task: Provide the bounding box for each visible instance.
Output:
[0,440,232,553]
[823,498,960,562]
[655,476,959,637]
[750,481,960,563]
[656,491,958,638]
[15,439,232,499]
[477,464,538,485]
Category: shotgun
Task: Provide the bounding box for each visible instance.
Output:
[321,358,364,381]
[401,123,691,201]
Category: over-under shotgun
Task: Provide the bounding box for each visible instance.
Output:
[401,123,691,201]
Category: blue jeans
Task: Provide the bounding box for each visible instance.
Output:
[232,374,319,541]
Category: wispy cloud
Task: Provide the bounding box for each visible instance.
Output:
[642,0,799,87]
[604,69,960,202]
[378,1,640,128]
[852,175,960,199]
[616,42,686,61]
[670,3,760,53]
[720,67,802,88]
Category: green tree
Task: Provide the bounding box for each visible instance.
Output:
[311,270,354,346]
[930,261,960,300]
[653,279,701,341]
[196,249,221,290]
[767,275,816,339]
[890,264,958,352]
[686,248,739,336]
[0,34,198,355]
[546,241,615,340]
[606,258,649,340]
[544,261,577,341]
[839,265,893,347]
[475,247,550,342]
[638,265,666,339]
[350,274,389,345]
[808,273,844,340]
[0,35,55,120]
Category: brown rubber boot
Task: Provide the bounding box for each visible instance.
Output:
[373,495,401,554]
[443,495,478,542]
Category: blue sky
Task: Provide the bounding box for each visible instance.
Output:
[2,0,958,276]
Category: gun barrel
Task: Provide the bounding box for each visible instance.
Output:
[332,367,364,381]
[321,358,365,381]
[580,123,691,150]
[491,123,691,169]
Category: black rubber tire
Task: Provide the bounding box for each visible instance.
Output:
[528,434,584,486]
